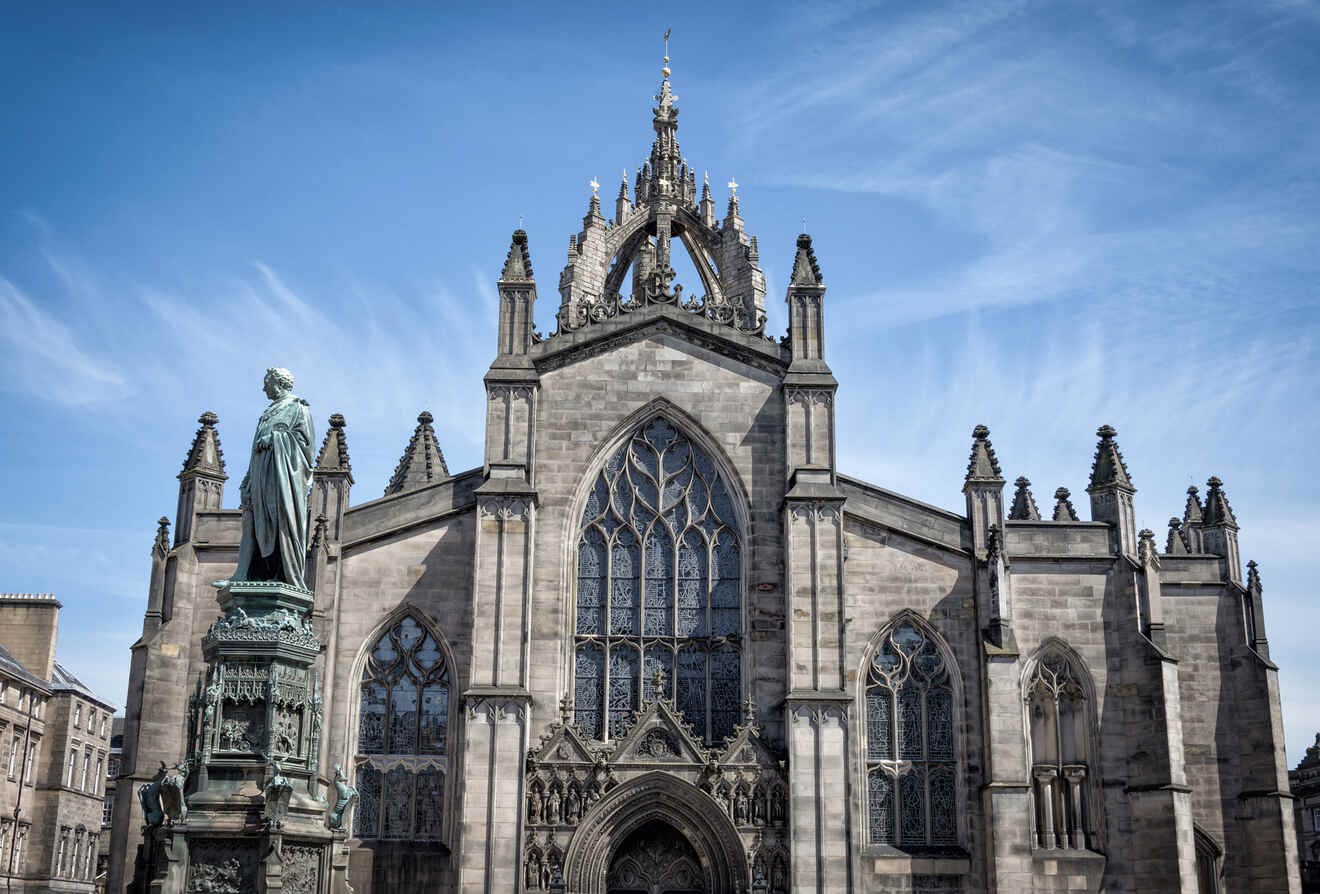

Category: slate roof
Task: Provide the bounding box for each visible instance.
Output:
[50,661,115,710]
[0,642,51,691]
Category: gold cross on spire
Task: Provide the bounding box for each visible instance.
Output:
[728,176,739,196]
[589,177,600,197]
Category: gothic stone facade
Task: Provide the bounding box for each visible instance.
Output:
[109,66,1299,894]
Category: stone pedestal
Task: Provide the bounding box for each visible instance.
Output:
[139,580,350,894]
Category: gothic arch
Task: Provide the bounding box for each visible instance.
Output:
[562,771,748,894]
[855,609,967,849]
[1193,825,1224,894]
[559,400,752,733]
[1021,637,1104,851]
[342,604,460,849]
[597,206,725,303]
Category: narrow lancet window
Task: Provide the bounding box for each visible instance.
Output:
[1026,647,1097,851]
[573,418,742,744]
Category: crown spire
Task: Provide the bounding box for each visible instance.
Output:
[385,411,450,496]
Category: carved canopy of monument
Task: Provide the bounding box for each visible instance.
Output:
[573,417,742,746]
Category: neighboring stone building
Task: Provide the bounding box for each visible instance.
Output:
[1292,735,1320,892]
[108,57,1299,894]
[0,593,116,892]
[95,716,123,893]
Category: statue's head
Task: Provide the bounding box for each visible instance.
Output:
[263,366,295,400]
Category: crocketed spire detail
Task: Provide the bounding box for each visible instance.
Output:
[964,425,1004,482]
[315,413,353,482]
[1052,487,1079,521]
[790,234,823,286]
[153,517,171,557]
[1183,485,1204,525]
[1009,476,1041,520]
[1087,424,1133,492]
[501,229,533,281]
[385,411,450,496]
[180,411,226,478]
[1246,559,1261,592]
[1166,517,1190,554]
[1202,476,1238,528]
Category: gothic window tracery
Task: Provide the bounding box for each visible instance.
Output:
[1026,644,1098,851]
[354,614,450,841]
[864,619,958,847]
[574,418,742,745]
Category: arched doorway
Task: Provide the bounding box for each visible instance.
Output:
[606,822,704,894]
[563,771,747,894]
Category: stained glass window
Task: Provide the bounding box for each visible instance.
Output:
[864,620,958,847]
[573,418,743,744]
[355,615,451,841]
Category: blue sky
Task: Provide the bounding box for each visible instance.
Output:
[1,1,1317,761]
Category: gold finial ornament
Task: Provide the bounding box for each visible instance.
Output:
[662,28,672,76]
[589,177,600,197]
[728,176,739,196]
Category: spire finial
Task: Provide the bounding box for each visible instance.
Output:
[663,28,671,76]
[589,177,599,198]
[728,176,739,196]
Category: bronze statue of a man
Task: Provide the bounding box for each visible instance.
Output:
[232,367,315,587]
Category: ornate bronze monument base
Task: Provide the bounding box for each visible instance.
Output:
[137,580,352,894]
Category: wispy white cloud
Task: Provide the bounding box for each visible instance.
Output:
[0,278,128,405]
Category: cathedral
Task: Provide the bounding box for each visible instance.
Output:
[108,55,1300,894]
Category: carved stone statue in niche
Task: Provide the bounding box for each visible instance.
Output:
[547,789,561,824]
[528,788,543,825]
[735,790,749,825]
[565,788,581,824]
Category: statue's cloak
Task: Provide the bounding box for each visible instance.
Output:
[235,394,315,586]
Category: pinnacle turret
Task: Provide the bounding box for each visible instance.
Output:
[1166,517,1190,554]
[790,234,823,286]
[1087,424,1133,492]
[1052,487,1079,521]
[180,411,226,478]
[385,411,450,496]
[964,425,1004,483]
[1183,485,1204,525]
[501,229,533,281]
[314,413,353,482]
[1202,476,1238,528]
[153,517,171,557]
[1009,477,1041,520]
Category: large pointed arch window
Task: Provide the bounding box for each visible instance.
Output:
[354,615,450,841]
[864,619,958,848]
[574,417,742,745]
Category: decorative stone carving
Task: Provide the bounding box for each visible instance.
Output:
[280,843,321,894]
[479,496,531,521]
[637,730,679,759]
[187,841,258,894]
[264,758,293,829]
[160,760,190,825]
